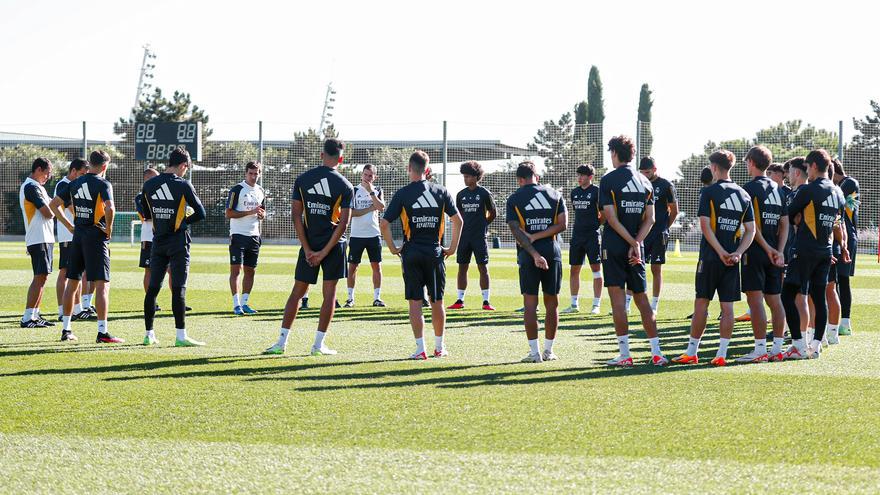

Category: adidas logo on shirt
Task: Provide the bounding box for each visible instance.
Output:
[411,190,439,209]
[621,177,645,194]
[821,194,841,209]
[764,189,782,207]
[73,184,92,200]
[719,194,743,212]
[524,192,552,211]
[307,178,332,197]
[150,183,174,201]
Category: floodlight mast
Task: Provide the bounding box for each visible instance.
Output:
[130,44,157,121]
[318,82,336,137]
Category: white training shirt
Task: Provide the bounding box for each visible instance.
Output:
[227,181,265,236]
[54,177,74,243]
[20,177,55,246]
[350,184,382,238]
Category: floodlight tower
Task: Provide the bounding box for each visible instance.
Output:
[318,82,336,137]
[130,44,157,120]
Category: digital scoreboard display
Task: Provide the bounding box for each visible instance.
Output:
[134,122,203,161]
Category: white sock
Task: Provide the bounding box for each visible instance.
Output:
[374,288,381,300]
[651,296,660,312]
[22,308,34,322]
[528,338,540,355]
[827,323,839,337]
[544,338,554,353]
[792,338,805,351]
[434,335,444,351]
[754,338,767,355]
[840,317,851,329]
[457,289,466,301]
[481,289,490,302]
[82,294,92,307]
[716,338,730,359]
[617,334,630,358]
[313,330,326,349]
[58,305,64,317]
[686,337,701,356]
[232,293,241,309]
[624,294,632,312]
[97,320,107,334]
[771,337,784,355]
[74,303,83,314]
[62,315,72,331]
[241,293,250,306]
[571,295,579,307]
[648,336,661,356]
[277,328,290,347]
[176,328,187,341]
[146,329,156,339]
[347,287,355,300]
[415,337,425,354]
[592,297,601,308]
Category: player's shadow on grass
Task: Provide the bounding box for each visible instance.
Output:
[0,354,266,377]
[0,343,145,358]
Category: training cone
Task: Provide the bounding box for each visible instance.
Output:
[674,239,682,257]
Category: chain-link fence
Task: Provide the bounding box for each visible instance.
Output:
[1,120,877,257]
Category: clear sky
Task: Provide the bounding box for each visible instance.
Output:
[1,0,877,176]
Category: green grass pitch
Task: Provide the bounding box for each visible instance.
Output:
[0,241,878,493]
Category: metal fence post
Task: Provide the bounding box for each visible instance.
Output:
[838,120,844,160]
[442,120,448,187]
[635,120,641,161]
[82,121,87,158]
[258,120,264,187]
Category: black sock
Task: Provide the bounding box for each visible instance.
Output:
[144,286,160,331]
[810,283,828,342]
[172,286,186,330]
[838,276,852,319]
[781,283,802,341]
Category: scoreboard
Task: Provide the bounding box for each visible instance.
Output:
[134,122,203,161]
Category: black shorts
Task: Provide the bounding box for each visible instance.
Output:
[230,234,261,268]
[828,261,838,284]
[58,241,71,271]
[295,241,347,284]
[148,241,190,288]
[695,259,741,302]
[67,228,110,282]
[602,248,647,293]
[139,241,152,268]
[741,250,782,295]
[348,236,382,264]
[456,235,489,265]
[519,259,562,296]
[838,239,856,278]
[27,243,53,276]
[784,252,831,295]
[569,235,600,266]
[644,232,669,264]
[401,245,446,301]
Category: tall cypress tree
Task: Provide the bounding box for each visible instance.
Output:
[586,66,604,167]
[637,83,654,157]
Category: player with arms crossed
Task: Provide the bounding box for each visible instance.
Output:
[141,148,207,346]
[344,163,386,308]
[381,151,462,359]
[673,150,755,366]
[601,136,667,367]
[562,164,603,315]
[226,161,266,315]
[638,156,678,314]
[53,158,89,322]
[506,161,567,362]
[448,161,497,311]
[264,139,353,356]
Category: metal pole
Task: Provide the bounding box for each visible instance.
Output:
[82,121,87,158]
[442,120,447,187]
[838,120,844,161]
[258,120,264,187]
[635,120,641,162]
